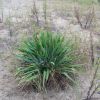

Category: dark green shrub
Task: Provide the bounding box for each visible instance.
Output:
[16,32,80,91]
[98,0,100,3]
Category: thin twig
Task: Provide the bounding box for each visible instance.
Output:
[32,0,39,26]
[89,85,100,100]
[85,59,99,100]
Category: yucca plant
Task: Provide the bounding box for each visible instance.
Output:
[16,32,80,91]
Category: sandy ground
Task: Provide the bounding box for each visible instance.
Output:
[0,19,100,100]
[0,22,78,100]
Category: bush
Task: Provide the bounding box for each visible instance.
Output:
[16,32,80,91]
[98,0,100,3]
